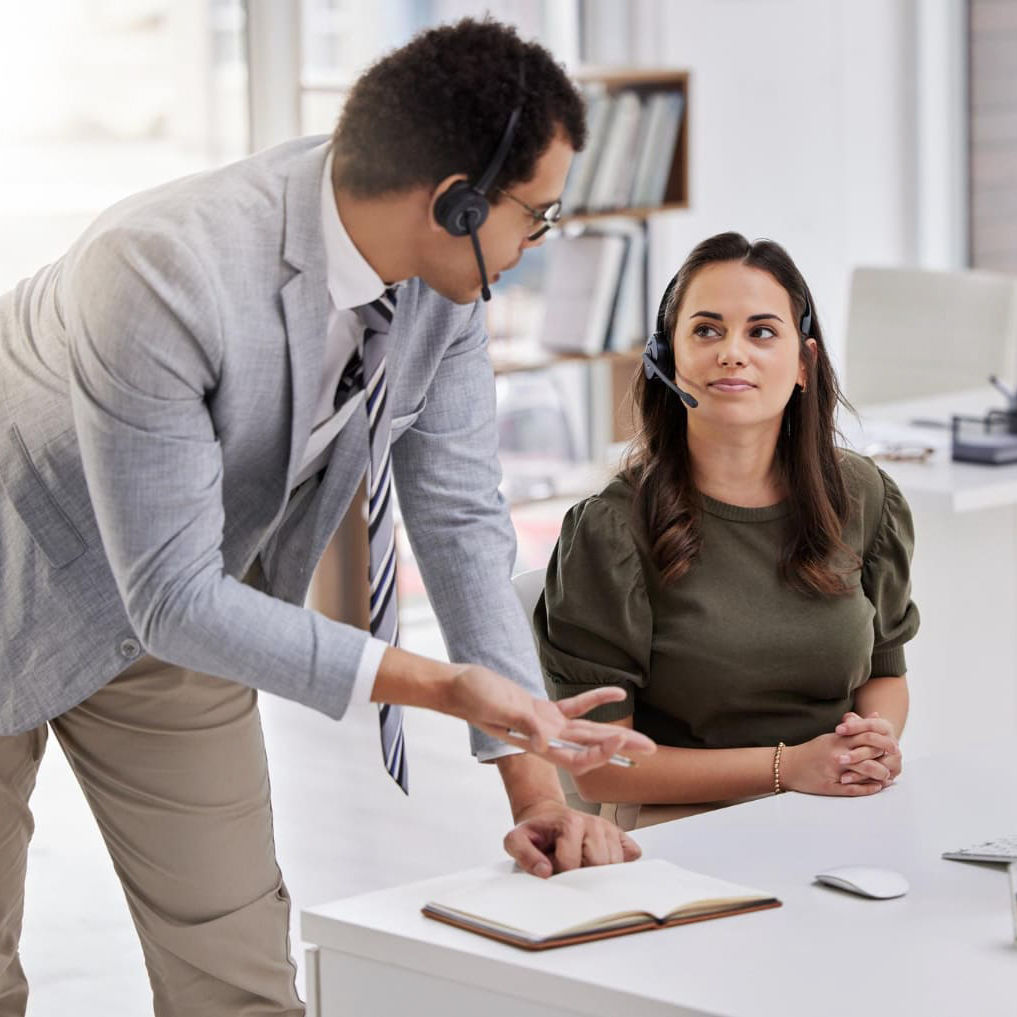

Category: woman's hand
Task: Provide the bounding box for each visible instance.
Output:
[835,711,903,785]
[780,720,899,796]
[441,664,656,775]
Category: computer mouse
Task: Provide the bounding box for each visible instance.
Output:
[814,865,909,899]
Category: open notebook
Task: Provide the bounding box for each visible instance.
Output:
[422,857,780,950]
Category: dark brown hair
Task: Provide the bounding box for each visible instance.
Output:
[331,18,586,197]
[624,231,856,597]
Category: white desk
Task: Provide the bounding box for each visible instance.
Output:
[302,741,1017,1017]
[840,387,1017,759]
[842,385,1017,512]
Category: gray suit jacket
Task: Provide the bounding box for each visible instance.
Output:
[0,136,542,753]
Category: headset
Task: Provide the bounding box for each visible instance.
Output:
[432,69,525,302]
[642,272,814,409]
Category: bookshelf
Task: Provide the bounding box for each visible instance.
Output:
[491,67,689,497]
[568,68,689,217]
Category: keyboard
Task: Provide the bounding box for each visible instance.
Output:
[942,835,1017,863]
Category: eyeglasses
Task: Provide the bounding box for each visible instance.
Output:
[862,441,936,463]
[497,188,563,240]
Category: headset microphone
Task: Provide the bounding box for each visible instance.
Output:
[642,334,698,408]
[467,220,492,302]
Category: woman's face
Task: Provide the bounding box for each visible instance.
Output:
[671,261,815,434]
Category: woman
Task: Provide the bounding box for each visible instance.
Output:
[535,232,918,827]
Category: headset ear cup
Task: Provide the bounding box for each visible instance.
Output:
[647,331,675,379]
[799,295,813,338]
[434,181,490,237]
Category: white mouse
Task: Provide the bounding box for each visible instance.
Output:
[814,865,909,899]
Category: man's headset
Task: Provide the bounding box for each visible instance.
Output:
[642,272,814,409]
[433,69,525,302]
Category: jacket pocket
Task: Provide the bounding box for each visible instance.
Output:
[0,425,87,568]
[391,396,427,438]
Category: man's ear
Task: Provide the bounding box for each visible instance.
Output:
[429,173,470,231]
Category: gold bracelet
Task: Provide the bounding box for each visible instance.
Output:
[773,741,786,794]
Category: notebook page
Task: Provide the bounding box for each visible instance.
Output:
[550,858,770,918]
[430,875,647,940]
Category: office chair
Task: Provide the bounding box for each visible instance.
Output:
[511,567,639,829]
[842,266,1017,406]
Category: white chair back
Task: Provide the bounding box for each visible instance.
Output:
[843,266,1017,406]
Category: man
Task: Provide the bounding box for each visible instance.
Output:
[0,17,654,1017]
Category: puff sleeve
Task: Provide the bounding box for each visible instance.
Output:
[534,495,651,723]
[862,469,921,678]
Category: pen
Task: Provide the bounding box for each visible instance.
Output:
[506,730,636,768]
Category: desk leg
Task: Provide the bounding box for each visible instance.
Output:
[304,946,321,1017]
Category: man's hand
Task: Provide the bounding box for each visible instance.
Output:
[442,663,655,774]
[503,800,641,878]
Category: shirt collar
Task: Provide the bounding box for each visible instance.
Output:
[320,150,387,310]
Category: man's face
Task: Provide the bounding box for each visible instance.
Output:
[424,131,574,304]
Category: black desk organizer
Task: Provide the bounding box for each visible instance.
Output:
[951,375,1017,465]
[951,412,1017,464]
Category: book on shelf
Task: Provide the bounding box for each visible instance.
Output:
[561,88,615,215]
[630,89,685,208]
[598,216,647,352]
[586,89,644,213]
[537,232,628,355]
[421,857,780,951]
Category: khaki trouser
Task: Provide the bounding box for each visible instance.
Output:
[0,655,303,1017]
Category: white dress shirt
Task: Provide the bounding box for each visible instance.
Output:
[299,152,388,707]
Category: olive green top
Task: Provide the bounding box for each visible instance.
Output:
[535,451,919,749]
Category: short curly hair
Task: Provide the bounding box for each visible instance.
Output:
[331,18,586,197]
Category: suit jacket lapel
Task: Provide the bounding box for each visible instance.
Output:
[280,143,331,490]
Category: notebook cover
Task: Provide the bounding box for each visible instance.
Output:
[421,897,781,951]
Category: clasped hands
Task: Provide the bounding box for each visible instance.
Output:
[782,711,901,796]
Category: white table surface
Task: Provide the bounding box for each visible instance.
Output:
[843,385,1017,512]
[302,741,1017,1017]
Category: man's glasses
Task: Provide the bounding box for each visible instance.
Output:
[497,188,563,241]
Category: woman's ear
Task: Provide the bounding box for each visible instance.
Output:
[798,337,818,387]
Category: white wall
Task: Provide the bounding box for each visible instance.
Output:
[587,0,965,371]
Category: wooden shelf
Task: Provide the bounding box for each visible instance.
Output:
[489,343,641,377]
[565,202,688,224]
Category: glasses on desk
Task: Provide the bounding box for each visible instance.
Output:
[862,442,936,464]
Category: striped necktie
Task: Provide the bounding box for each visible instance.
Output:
[345,287,408,793]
